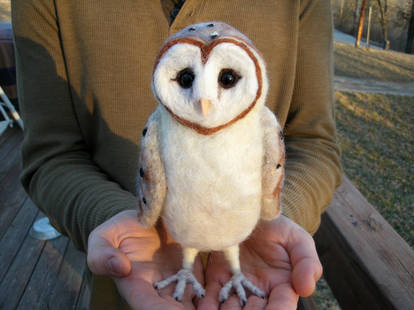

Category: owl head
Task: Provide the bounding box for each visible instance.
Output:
[152,22,268,135]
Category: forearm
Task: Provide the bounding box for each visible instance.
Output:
[282,137,341,234]
[13,0,136,251]
[280,0,342,234]
[25,154,137,250]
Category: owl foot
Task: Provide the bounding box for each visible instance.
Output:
[219,271,265,306]
[154,268,205,301]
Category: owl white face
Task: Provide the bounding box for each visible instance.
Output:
[152,41,261,129]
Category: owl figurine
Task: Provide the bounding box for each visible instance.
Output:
[137,21,285,305]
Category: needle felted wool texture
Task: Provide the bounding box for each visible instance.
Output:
[137,24,279,252]
[136,21,288,303]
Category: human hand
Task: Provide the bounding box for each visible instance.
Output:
[87,210,204,310]
[198,215,322,310]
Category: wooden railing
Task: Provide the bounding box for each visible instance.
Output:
[311,177,414,309]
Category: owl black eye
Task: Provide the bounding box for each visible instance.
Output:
[176,68,195,89]
[218,69,240,89]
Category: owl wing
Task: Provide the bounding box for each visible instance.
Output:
[137,108,167,227]
[261,107,285,220]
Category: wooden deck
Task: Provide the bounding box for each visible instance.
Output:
[1,125,413,310]
[0,127,90,310]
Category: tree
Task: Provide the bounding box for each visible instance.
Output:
[376,0,390,50]
[406,0,414,53]
[355,0,368,47]
[353,0,362,35]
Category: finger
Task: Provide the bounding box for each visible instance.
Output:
[157,280,196,309]
[116,278,184,310]
[87,235,131,277]
[197,252,229,310]
[286,231,322,297]
[292,257,322,297]
[197,281,221,310]
[182,297,196,310]
[265,283,299,310]
[220,295,242,310]
[244,296,266,310]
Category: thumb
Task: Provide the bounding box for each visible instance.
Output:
[87,234,131,277]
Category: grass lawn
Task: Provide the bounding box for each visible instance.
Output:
[315,91,414,310]
[0,0,10,23]
[314,278,341,310]
[335,91,414,247]
[334,42,414,83]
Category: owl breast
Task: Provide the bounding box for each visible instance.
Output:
[158,107,263,251]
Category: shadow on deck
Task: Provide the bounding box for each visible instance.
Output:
[0,127,90,309]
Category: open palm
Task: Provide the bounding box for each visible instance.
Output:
[198,216,322,310]
[87,210,204,310]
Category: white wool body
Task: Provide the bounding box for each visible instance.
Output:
[145,21,283,304]
[158,105,264,251]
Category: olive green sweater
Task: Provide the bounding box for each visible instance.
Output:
[12,0,341,254]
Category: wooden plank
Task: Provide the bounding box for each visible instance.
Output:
[0,126,22,152]
[47,241,86,309]
[297,297,317,310]
[0,135,21,185]
[0,197,37,283]
[0,213,46,310]
[75,274,91,310]
[0,125,20,153]
[17,235,69,309]
[0,128,88,308]
[0,128,22,183]
[0,158,27,240]
[0,140,21,175]
[0,129,27,241]
[314,176,414,309]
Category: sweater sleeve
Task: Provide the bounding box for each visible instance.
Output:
[281,0,342,234]
[12,0,137,251]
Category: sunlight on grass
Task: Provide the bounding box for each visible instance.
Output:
[335,91,414,247]
[314,277,341,310]
[334,42,414,82]
[0,1,10,23]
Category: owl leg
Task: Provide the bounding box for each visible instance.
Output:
[219,245,265,306]
[154,247,205,301]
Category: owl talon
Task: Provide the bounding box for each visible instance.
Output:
[154,268,205,301]
[219,272,264,306]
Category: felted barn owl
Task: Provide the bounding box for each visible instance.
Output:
[137,21,285,305]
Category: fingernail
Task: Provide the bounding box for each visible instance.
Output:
[107,257,121,276]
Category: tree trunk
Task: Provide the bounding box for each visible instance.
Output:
[376,0,390,50]
[355,0,368,48]
[406,0,414,53]
[353,0,361,36]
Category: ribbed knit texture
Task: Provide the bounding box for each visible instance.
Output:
[12,0,341,255]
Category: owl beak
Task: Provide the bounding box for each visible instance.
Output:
[199,99,211,116]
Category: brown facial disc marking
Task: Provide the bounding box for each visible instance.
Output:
[153,37,263,135]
